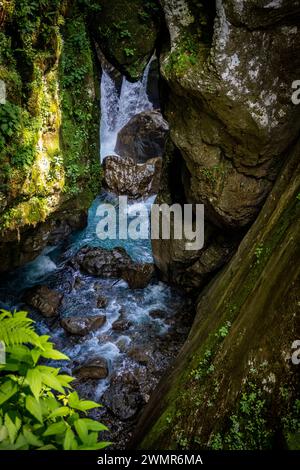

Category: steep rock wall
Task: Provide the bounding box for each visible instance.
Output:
[133,136,300,450]
[0,1,101,272]
[153,0,300,289]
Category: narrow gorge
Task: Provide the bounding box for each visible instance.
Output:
[0,0,299,454]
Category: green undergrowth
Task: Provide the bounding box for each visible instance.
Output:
[0,309,110,450]
[0,1,102,233]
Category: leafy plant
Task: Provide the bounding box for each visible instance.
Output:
[124,47,135,57]
[0,309,110,450]
[0,102,21,150]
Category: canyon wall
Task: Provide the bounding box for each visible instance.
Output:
[0,1,101,271]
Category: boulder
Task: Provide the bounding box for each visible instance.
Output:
[97,296,108,309]
[122,263,155,289]
[24,285,63,318]
[149,309,167,319]
[103,155,162,199]
[128,347,150,365]
[102,372,144,420]
[75,246,155,289]
[112,318,132,332]
[73,357,109,380]
[115,111,169,162]
[61,315,106,336]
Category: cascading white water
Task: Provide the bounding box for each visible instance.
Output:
[100,57,154,161]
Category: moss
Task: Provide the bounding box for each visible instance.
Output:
[0,1,102,234]
[59,11,102,198]
[0,196,51,231]
[88,0,161,80]
[136,145,300,450]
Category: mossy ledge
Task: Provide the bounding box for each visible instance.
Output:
[0,1,102,271]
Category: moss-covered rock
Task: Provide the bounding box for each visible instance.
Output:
[0,1,102,271]
[135,135,300,449]
[87,0,162,80]
[132,138,300,450]
[160,0,300,228]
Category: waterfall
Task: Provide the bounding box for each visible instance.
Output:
[100,57,154,161]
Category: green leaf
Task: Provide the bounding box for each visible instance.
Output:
[31,349,41,365]
[37,444,57,450]
[57,374,74,388]
[25,396,43,424]
[79,441,111,450]
[81,419,108,432]
[48,406,70,419]
[74,419,88,442]
[0,379,18,405]
[68,392,101,411]
[63,428,76,450]
[26,369,42,400]
[40,372,65,394]
[0,425,8,442]
[43,421,67,437]
[22,426,44,447]
[41,347,69,361]
[78,400,102,411]
[4,414,18,444]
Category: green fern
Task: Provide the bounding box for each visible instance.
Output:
[0,310,41,348]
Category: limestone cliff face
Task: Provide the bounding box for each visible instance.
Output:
[132,137,300,450]
[0,1,101,271]
[153,0,300,289]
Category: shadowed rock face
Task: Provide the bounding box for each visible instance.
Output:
[151,0,300,289]
[74,246,155,289]
[24,285,63,318]
[115,111,169,163]
[103,155,162,199]
[160,0,300,228]
[88,0,162,81]
[132,137,300,451]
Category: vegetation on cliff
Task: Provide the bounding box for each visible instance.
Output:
[0,0,101,235]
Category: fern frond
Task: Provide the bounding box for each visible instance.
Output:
[0,310,40,348]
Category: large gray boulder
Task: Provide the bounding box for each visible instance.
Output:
[115,111,169,163]
[74,246,155,289]
[103,155,162,199]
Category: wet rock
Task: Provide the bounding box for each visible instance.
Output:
[115,111,169,163]
[112,319,132,332]
[47,266,76,294]
[102,372,144,420]
[75,246,155,289]
[128,347,150,366]
[74,357,109,380]
[74,276,85,290]
[149,309,167,319]
[61,315,106,336]
[103,155,162,199]
[122,263,155,289]
[24,285,63,318]
[97,296,108,309]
